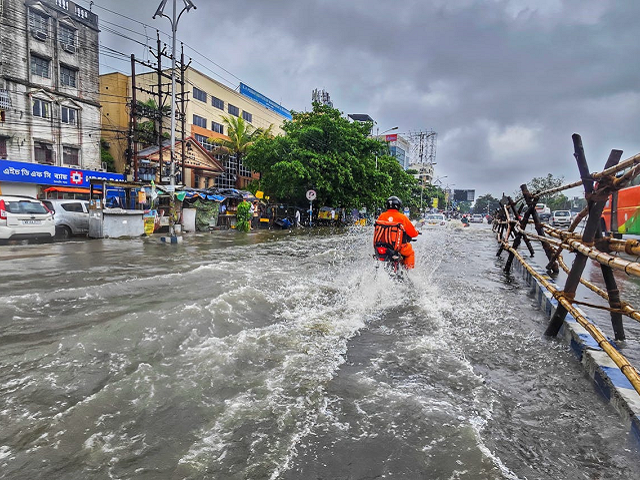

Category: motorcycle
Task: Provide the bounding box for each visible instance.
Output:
[373,234,419,278]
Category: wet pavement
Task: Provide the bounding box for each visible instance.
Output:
[1,224,639,479]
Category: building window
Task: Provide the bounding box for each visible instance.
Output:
[192,114,207,128]
[29,9,49,38]
[32,98,51,118]
[238,158,251,178]
[211,96,224,110]
[193,87,206,102]
[30,55,50,78]
[60,66,77,87]
[228,104,239,117]
[63,146,79,166]
[59,24,76,51]
[0,138,7,159]
[61,106,77,125]
[195,133,214,152]
[34,142,54,164]
[242,111,252,123]
[211,121,223,134]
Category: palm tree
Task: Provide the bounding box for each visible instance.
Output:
[209,115,273,188]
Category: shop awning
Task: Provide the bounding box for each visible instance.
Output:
[43,186,100,194]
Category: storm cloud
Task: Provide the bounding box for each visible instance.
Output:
[96,0,640,198]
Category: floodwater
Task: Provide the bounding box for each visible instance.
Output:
[0,224,638,479]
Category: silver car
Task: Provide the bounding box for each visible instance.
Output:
[42,199,90,239]
[0,195,55,242]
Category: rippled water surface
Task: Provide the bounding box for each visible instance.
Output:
[1,225,638,479]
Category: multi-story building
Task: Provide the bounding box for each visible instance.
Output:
[100,67,290,189]
[0,0,106,196]
[376,134,411,170]
[409,162,435,185]
[99,71,129,174]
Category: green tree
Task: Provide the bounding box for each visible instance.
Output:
[473,193,501,215]
[547,193,571,211]
[235,200,251,232]
[100,139,116,172]
[525,173,565,204]
[209,115,273,188]
[519,173,570,213]
[134,99,169,147]
[244,103,417,212]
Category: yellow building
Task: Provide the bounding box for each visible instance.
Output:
[99,72,130,174]
[99,67,290,189]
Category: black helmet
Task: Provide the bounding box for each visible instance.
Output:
[386,196,402,210]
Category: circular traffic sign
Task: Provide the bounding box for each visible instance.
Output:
[306,190,317,201]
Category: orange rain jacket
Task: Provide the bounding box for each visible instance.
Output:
[374,209,419,268]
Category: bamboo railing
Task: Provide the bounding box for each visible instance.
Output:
[494,134,640,398]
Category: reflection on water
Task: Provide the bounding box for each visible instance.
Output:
[0,225,638,479]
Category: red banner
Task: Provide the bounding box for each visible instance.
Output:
[385,134,398,142]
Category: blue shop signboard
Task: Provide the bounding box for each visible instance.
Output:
[0,160,124,187]
[239,83,292,120]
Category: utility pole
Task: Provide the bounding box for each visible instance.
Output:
[154,0,196,242]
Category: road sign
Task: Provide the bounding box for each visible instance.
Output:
[306,190,316,201]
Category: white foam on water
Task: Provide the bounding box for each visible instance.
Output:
[176,234,422,475]
[0,445,12,460]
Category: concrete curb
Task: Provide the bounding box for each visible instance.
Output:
[513,259,640,443]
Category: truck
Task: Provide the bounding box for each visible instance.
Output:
[535,203,551,222]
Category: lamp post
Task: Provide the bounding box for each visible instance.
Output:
[153,0,196,242]
[375,126,398,169]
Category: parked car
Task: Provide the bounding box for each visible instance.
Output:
[471,214,484,223]
[41,199,90,239]
[551,209,572,227]
[0,195,55,242]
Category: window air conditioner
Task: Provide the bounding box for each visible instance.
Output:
[62,43,76,54]
[31,29,47,41]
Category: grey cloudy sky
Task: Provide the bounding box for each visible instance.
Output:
[93,0,640,199]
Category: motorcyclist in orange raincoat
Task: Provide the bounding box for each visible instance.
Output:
[374,196,419,268]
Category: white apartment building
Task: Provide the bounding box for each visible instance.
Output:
[1,0,103,196]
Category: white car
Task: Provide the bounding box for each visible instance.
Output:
[424,213,447,226]
[551,210,572,227]
[0,195,55,242]
[42,199,90,239]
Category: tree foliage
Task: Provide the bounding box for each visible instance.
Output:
[522,173,574,211]
[473,193,501,215]
[525,173,565,203]
[244,103,418,212]
[100,139,116,172]
[134,99,169,147]
[235,201,252,232]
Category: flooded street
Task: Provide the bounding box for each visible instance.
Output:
[1,225,638,479]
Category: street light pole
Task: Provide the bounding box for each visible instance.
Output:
[154,0,196,242]
[375,126,398,169]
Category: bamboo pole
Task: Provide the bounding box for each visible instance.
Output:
[502,243,640,396]
[557,256,640,324]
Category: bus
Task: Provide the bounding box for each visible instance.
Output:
[601,175,640,235]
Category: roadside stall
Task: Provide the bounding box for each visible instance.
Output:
[181,189,224,231]
[88,179,152,238]
[215,189,245,229]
